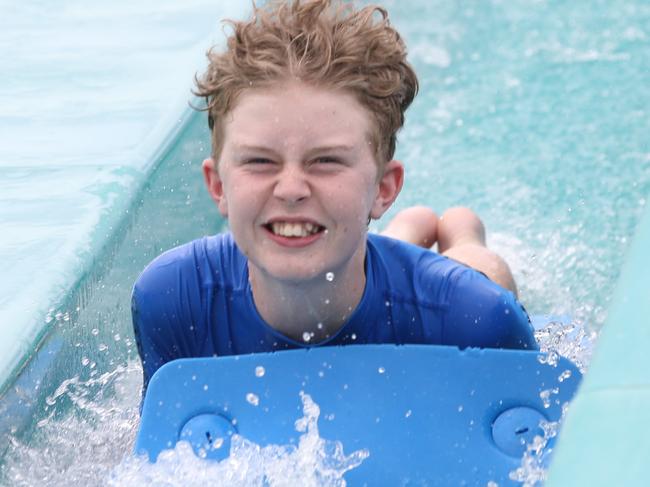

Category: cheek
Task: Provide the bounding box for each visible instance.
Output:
[331,188,375,222]
[229,191,270,230]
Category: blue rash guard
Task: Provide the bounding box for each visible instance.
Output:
[132,232,537,391]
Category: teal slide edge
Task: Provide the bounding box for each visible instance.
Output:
[546,201,650,485]
[0,2,250,394]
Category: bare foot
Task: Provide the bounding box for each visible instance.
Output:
[438,207,518,296]
[381,206,438,249]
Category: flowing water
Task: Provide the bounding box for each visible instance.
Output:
[1,0,649,484]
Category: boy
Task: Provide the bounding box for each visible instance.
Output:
[132,0,537,392]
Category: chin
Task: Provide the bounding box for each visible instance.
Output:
[265,264,324,285]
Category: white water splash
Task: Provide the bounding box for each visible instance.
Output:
[108,392,369,487]
[506,317,597,486]
[534,319,597,374]
[509,403,569,487]
[0,361,142,487]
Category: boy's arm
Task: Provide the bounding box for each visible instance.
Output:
[443,268,538,351]
[131,282,178,393]
[130,246,206,394]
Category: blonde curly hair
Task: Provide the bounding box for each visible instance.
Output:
[194,0,418,165]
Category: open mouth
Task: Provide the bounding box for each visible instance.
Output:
[264,221,325,238]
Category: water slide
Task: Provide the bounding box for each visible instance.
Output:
[0,0,248,397]
[1,1,649,485]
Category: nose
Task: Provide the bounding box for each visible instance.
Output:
[273,166,311,204]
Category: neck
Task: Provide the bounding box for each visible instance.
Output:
[248,249,367,344]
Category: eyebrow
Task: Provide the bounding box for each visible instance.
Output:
[308,144,356,154]
[235,143,356,154]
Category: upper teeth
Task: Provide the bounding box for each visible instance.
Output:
[271,222,319,237]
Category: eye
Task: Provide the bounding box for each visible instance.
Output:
[313,156,341,164]
[246,157,274,164]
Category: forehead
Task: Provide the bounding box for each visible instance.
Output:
[223,82,374,149]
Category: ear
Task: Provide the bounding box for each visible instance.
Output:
[202,158,228,217]
[370,160,404,219]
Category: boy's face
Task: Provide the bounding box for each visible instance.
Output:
[203,81,403,284]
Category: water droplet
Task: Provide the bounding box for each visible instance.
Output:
[325,272,335,281]
[81,357,90,366]
[539,387,559,408]
[203,384,209,391]
[405,409,412,418]
[246,393,260,406]
[317,322,324,330]
[302,331,312,342]
[351,333,357,340]
[98,343,108,352]
[378,366,386,374]
[537,350,560,367]
[91,328,99,336]
[255,366,266,377]
[457,405,464,412]
[113,333,121,341]
[212,437,224,449]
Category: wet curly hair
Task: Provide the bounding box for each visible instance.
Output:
[194,0,418,165]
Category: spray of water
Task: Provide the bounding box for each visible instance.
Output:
[2,365,368,487]
[1,315,593,486]
[108,392,369,487]
[508,404,569,487]
[0,362,142,487]
[504,318,599,486]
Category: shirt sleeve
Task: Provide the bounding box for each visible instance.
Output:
[442,266,538,350]
[131,277,176,394]
[131,246,206,395]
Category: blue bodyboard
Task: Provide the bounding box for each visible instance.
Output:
[135,344,581,485]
